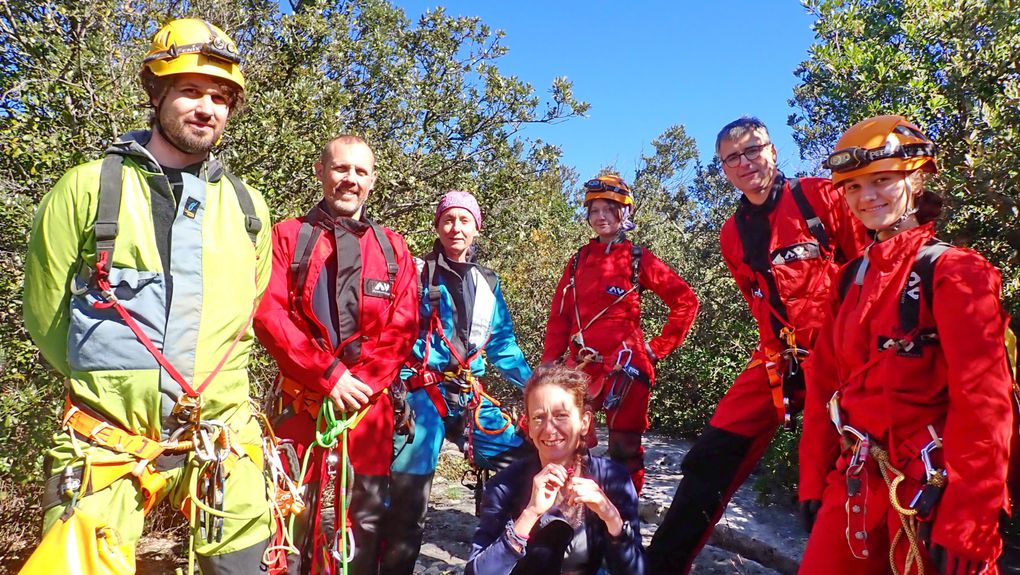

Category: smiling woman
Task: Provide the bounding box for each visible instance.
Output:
[466,365,645,575]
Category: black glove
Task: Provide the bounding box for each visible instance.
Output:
[929,544,985,575]
[800,499,821,533]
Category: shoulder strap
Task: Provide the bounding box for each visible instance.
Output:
[570,245,583,283]
[900,238,953,334]
[630,244,643,292]
[424,257,442,318]
[368,220,399,288]
[223,171,263,245]
[289,210,324,314]
[95,154,125,274]
[788,177,831,252]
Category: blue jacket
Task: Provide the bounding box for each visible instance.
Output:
[466,453,645,575]
[408,243,531,386]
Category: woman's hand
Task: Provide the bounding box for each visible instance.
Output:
[566,476,624,536]
[513,463,569,542]
[526,463,569,516]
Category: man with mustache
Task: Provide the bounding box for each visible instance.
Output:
[22,19,273,573]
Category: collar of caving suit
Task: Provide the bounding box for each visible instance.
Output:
[734,171,787,272]
[864,222,936,274]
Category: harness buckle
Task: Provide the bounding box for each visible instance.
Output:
[171,395,203,426]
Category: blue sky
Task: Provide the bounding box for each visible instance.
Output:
[393,1,820,183]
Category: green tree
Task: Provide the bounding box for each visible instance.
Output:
[791,0,1020,312]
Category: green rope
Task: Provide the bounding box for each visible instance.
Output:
[290,401,360,575]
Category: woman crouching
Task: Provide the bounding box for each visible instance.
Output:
[466,365,644,574]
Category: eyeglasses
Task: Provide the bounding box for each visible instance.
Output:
[823,142,936,173]
[721,143,770,167]
[584,179,631,196]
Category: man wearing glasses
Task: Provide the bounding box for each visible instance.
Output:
[648,117,867,574]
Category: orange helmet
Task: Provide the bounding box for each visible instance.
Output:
[583,174,633,207]
[824,115,937,187]
[142,19,244,92]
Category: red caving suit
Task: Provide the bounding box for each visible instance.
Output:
[254,203,418,573]
[543,236,699,493]
[799,223,1012,573]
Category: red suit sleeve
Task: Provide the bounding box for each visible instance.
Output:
[254,221,344,395]
[639,249,699,360]
[930,250,1011,562]
[349,232,419,394]
[798,292,843,502]
[541,258,575,364]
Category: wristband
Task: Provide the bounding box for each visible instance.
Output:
[505,519,529,553]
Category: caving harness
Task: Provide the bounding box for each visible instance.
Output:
[402,253,518,497]
[829,237,1020,574]
[736,177,836,429]
[557,236,651,408]
[828,392,944,575]
[47,152,276,575]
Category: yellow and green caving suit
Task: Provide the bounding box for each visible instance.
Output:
[22,130,274,570]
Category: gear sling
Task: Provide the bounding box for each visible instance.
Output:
[837,238,1020,573]
[19,153,267,575]
[735,177,833,429]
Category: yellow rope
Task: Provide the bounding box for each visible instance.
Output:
[871,445,925,575]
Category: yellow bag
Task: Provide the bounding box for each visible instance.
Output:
[18,506,134,575]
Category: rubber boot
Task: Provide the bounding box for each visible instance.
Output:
[379,472,434,575]
[347,474,389,575]
[647,425,765,575]
[607,430,645,494]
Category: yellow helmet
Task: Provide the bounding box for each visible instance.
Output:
[824,115,937,187]
[583,174,634,207]
[142,19,244,92]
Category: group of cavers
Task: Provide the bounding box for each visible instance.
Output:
[14,17,1020,575]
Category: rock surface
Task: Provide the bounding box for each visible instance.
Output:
[417,429,807,574]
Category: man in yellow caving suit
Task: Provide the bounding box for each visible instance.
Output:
[22,18,274,573]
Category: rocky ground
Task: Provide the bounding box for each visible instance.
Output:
[415,429,807,574]
[8,429,807,574]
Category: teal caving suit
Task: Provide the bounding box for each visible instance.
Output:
[385,242,532,573]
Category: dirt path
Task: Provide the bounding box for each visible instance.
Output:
[416,429,807,574]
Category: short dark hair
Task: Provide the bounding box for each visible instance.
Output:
[715,116,770,155]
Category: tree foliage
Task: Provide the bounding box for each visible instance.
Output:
[791,0,1020,312]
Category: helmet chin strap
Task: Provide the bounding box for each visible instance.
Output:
[882,173,919,235]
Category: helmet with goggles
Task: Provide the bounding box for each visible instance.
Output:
[142,19,244,92]
[824,115,936,187]
[583,174,634,208]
